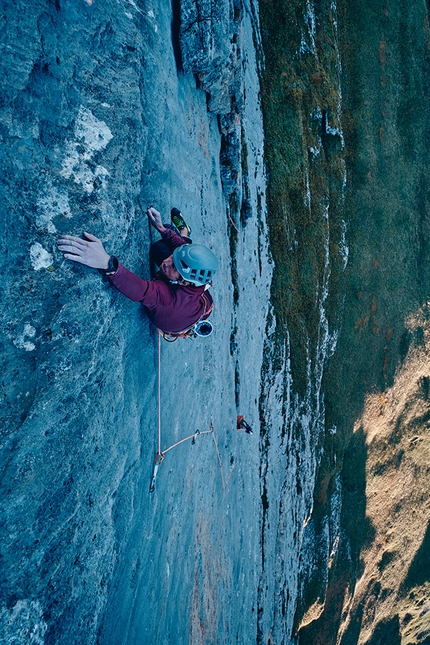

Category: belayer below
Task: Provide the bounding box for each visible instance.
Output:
[237,416,253,434]
[57,207,218,335]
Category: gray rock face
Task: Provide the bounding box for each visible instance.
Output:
[180,0,242,114]
[1,1,272,643]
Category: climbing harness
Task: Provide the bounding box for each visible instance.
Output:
[161,319,213,342]
[160,292,214,342]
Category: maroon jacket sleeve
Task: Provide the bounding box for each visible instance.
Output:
[107,262,162,305]
[107,228,187,307]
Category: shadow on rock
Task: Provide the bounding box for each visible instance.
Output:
[401,520,430,593]
[296,427,376,645]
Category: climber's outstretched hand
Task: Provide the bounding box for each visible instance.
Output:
[57,232,110,270]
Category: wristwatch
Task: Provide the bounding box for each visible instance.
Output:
[103,256,118,276]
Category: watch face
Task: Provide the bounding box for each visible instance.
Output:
[104,256,118,274]
[109,257,118,272]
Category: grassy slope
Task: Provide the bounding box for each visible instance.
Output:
[258,0,430,642]
[258,0,348,394]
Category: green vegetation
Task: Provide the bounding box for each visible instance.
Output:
[257,0,430,642]
[258,0,347,394]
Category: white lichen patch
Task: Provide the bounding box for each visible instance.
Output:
[36,184,71,233]
[60,106,113,194]
[125,0,143,14]
[146,8,157,30]
[0,599,47,644]
[13,324,36,352]
[75,106,113,151]
[30,243,53,271]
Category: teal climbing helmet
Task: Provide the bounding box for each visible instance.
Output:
[173,244,218,286]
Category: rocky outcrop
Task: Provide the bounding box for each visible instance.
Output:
[180,0,243,115]
[179,0,255,228]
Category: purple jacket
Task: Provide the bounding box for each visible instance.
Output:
[108,229,213,333]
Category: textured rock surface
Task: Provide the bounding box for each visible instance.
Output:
[1,1,271,643]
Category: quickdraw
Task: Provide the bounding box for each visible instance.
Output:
[149,428,212,493]
[149,452,164,493]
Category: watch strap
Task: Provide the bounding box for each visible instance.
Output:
[103,256,118,276]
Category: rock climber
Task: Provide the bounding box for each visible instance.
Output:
[237,416,253,434]
[57,207,218,335]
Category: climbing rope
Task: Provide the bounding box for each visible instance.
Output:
[149,333,235,494]
[157,330,161,456]
[162,428,213,456]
